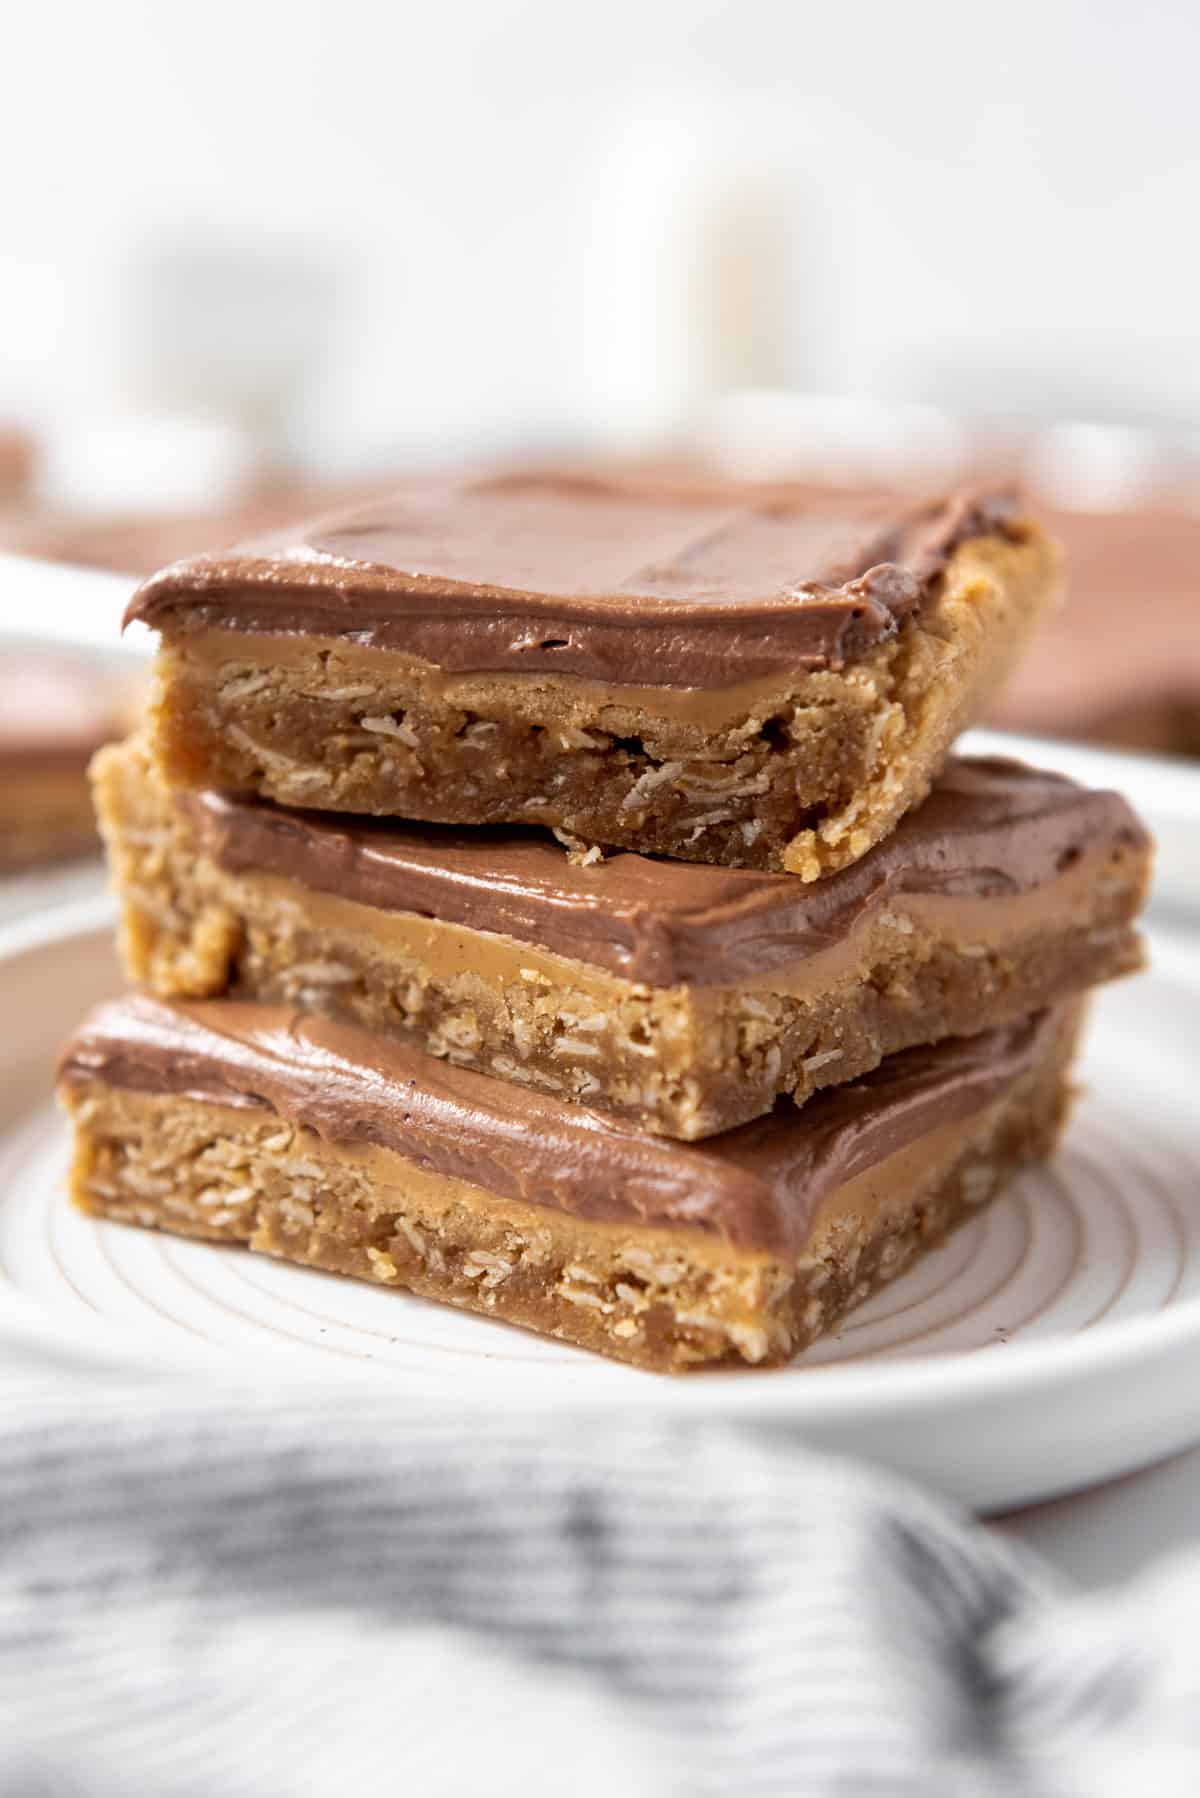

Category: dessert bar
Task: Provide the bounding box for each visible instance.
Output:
[126,474,1058,878]
[94,736,1147,1139]
[59,994,1081,1371]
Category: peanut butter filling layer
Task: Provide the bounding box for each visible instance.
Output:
[172,626,809,735]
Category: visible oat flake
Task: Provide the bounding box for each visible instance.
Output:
[361,714,420,747]
[551,827,605,866]
[366,1247,399,1282]
[463,1251,513,1288]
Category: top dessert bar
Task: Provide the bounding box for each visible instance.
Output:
[126,474,1059,877]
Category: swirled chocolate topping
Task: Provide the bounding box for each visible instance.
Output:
[125,474,1025,686]
[58,996,1059,1254]
[176,757,1148,986]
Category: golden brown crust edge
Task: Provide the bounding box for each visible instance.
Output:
[785,529,1061,877]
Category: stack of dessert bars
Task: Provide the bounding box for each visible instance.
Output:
[58,475,1151,1371]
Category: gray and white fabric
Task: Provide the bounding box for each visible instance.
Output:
[0,1369,1197,1797]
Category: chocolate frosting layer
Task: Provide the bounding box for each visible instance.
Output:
[59,996,1057,1254]
[125,474,1025,686]
[178,757,1148,986]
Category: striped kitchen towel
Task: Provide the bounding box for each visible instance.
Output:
[0,1370,1197,1798]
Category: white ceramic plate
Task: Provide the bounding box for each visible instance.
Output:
[4,895,1200,1511]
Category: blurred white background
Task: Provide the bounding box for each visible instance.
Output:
[3,0,1199,487]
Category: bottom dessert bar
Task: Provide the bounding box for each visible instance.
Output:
[58,997,1082,1372]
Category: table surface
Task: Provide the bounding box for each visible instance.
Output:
[995,1438,1200,1586]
